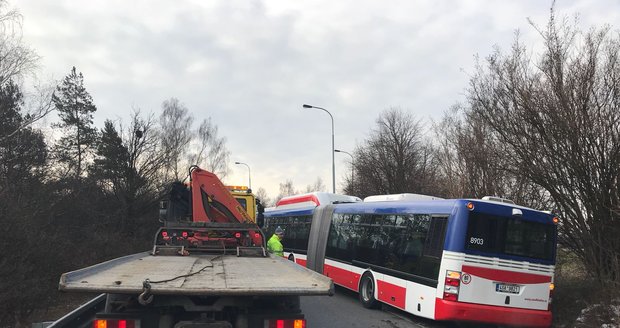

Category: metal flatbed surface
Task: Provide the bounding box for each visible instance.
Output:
[59,252,334,296]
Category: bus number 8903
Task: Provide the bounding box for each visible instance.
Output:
[469,237,484,245]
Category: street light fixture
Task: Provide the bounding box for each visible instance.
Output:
[303,104,335,193]
[334,149,354,189]
[234,161,251,190]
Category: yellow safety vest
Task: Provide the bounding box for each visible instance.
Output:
[267,234,284,257]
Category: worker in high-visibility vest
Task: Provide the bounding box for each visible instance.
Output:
[267,226,285,257]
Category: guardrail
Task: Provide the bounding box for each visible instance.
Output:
[46,294,106,328]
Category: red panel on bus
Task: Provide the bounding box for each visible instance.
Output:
[323,263,360,291]
[435,298,551,327]
[276,194,320,207]
[377,280,406,309]
[296,258,307,267]
[462,265,552,284]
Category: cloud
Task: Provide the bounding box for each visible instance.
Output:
[18,0,620,197]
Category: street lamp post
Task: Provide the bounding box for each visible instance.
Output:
[303,104,335,193]
[334,149,354,190]
[234,161,251,190]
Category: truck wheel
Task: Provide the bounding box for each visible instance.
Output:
[288,254,295,262]
[359,272,379,309]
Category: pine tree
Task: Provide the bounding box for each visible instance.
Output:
[91,120,129,186]
[0,81,47,183]
[52,66,97,179]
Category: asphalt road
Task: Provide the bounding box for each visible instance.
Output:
[301,286,455,328]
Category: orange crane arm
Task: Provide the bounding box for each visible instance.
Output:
[190,166,253,223]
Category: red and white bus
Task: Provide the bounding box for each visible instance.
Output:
[264,193,557,327]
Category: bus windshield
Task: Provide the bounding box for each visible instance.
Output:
[465,212,556,261]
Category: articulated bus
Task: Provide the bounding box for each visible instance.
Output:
[263,193,558,327]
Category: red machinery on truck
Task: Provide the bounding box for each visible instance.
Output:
[49,166,333,328]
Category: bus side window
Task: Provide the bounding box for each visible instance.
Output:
[286,216,298,249]
[279,218,291,244]
[327,214,341,248]
[402,214,429,257]
[424,216,448,258]
[299,215,312,251]
[263,217,276,236]
[326,213,353,262]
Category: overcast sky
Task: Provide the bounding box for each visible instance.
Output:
[17,0,620,199]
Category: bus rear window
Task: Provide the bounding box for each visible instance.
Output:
[465,212,555,261]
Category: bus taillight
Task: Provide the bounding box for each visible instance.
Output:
[443,270,461,302]
[548,282,555,310]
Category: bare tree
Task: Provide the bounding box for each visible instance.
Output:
[0,2,52,143]
[305,177,326,193]
[159,98,193,181]
[348,108,437,198]
[125,109,167,195]
[188,118,230,179]
[89,109,165,227]
[0,0,38,86]
[254,187,273,208]
[274,179,298,204]
[433,105,553,209]
[463,11,620,285]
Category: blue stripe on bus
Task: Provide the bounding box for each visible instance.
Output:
[264,207,315,217]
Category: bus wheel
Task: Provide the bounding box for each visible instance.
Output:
[288,254,295,262]
[359,272,379,309]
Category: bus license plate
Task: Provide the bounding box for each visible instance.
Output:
[496,283,520,294]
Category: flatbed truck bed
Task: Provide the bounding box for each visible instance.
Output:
[59,251,333,296]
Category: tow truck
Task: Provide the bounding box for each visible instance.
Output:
[49,166,333,328]
[226,185,260,224]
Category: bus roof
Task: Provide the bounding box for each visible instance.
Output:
[333,199,459,215]
[275,192,361,209]
[332,198,555,224]
[363,193,444,202]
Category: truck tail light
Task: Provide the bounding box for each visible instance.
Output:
[443,270,461,302]
[93,319,139,328]
[265,318,306,328]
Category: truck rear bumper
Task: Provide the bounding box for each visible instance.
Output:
[434,298,551,327]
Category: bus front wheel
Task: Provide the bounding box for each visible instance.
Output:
[359,272,379,309]
[288,254,295,262]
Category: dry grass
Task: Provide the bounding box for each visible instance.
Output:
[28,293,97,325]
[553,249,619,327]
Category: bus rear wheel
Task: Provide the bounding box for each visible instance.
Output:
[359,272,379,309]
[288,254,295,262]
